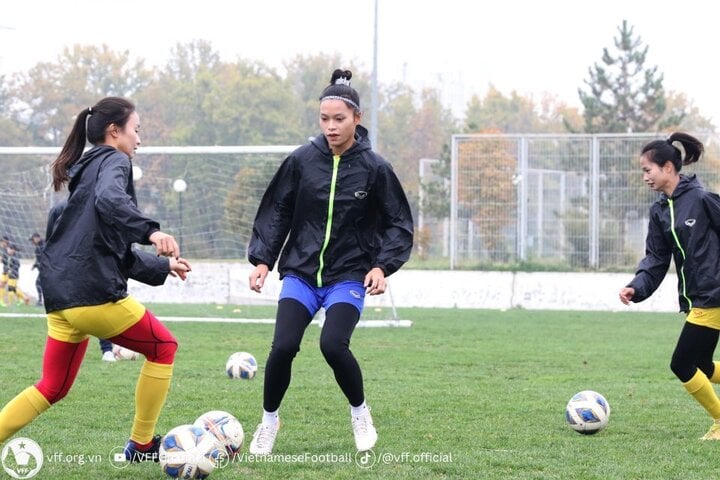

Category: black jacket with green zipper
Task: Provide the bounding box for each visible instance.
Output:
[628,174,720,312]
[248,125,414,287]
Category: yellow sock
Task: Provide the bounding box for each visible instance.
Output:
[131,361,173,444]
[710,362,720,384]
[683,369,720,419]
[0,386,51,442]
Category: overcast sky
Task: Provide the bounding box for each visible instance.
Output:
[1,0,718,124]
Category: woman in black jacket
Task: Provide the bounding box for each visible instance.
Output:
[619,132,720,440]
[247,69,414,454]
[0,97,191,463]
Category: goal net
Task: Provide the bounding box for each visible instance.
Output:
[0,146,410,326]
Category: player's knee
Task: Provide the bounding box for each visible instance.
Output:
[319,337,349,364]
[670,355,695,382]
[269,340,300,361]
[35,381,70,405]
[153,339,178,364]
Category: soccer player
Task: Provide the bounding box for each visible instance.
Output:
[0,236,9,307]
[4,243,29,305]
[247,69,414,454]
[0,97,191,463]
[619,132,720,440]
[28,232,45,306]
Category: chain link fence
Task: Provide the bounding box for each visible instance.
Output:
[418,133,720,271]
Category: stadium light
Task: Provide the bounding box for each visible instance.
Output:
[173,179,187,252]
[132,165,143,181]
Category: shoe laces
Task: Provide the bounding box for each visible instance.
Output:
[352,413,372,436]
[254,424,277,449]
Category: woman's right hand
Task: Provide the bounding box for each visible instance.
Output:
[249,264,269,293]
[619,287,635,305]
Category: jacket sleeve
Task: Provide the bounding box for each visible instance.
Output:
[125,248,171,286]
[372,161,414,277]
[94,153,160,246]
[702,192,720,232]
[627,209,672,302]
[247,155,297,269]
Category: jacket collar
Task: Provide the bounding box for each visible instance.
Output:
[660,174,702,204]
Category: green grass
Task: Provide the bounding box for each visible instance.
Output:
[0,305,714,479]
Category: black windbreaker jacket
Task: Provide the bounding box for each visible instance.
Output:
[628,174,720,312]
[40,145,168,312]
[248,125,414,287]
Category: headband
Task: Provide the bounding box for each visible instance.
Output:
[320,95,360,111]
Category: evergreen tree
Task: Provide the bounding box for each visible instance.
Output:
[579,20,667,133]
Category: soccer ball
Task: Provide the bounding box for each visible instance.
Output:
[225,352,257,380]
[112,344,140,361]
[565,390,611,435]
[193,410,244,458]
[159,424,222,479]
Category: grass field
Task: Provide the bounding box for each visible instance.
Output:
[0,304,716,479]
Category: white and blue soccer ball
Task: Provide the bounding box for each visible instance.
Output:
[225,351,257,380]
[159,424,222,479]
[565,390,611,435]
[193,410,244,458]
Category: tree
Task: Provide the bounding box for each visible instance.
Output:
[658,91,716,133]
[0,75,30,149]
[578,20,667,133]
[464,86,581,134]
[139,41,304,146]
[457,129,516,262]
[464,85,538,133]
[10,44,151,145]
[377,84,456,206]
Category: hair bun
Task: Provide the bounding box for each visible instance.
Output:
[330,69,352,86]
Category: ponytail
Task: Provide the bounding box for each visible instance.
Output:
[640,131,704,172]
[52,108,91,191]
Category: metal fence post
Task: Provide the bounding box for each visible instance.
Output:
[589,136,600,268]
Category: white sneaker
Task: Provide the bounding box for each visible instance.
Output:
[102,351,116,362]
[249,423,279,455]
[352,409,377,451]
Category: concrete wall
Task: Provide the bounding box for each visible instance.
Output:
[18,262,680,313]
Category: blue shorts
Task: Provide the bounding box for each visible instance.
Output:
[279,275,365,316]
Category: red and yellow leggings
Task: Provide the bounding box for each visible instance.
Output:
[0,296,177,444]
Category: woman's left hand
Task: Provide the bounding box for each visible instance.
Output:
[169,257,192,281]
[364,267,386,295]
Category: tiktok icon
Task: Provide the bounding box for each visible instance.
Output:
[355,449,377,469]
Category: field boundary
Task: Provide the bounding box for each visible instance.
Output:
[0,313,412,328]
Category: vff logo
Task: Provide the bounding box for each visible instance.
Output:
[1,437,44,479]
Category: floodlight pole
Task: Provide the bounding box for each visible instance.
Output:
[370,0,379,150]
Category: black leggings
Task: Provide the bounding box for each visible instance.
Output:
[670,321,719,383]
[263,298,364,411]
